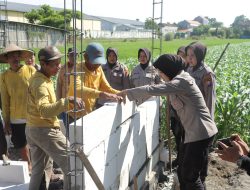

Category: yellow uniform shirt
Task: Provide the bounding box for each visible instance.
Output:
[27,72,68,128]
[0,65,36,125]
[56,63,73,100]
[68,63,120,118]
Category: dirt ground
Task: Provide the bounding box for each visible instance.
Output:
[205,152,250,190]
[157,151,250,190]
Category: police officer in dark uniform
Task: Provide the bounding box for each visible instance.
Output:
[169,46,187,168]
[130,48,161,104]
[96,47,130,107]
[186,42,216,121]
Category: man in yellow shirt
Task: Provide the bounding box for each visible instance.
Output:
[25,46,83,190]
[56,47,78,100]
[56,47,78,125]
[0,44,35,172]
[24,49,41,70]
[67,42,122,122]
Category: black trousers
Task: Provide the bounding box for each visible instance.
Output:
[170,116,183,154]
[177,136,215,190]
[0,121,7,160]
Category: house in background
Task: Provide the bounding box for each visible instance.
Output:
[0,1,41,23]
[194,16,209,25]
[92,16,145,32]
[160,22,178,36]
[0,1,147,33]
[73,14,101,31]
[0,1,102,31]
[177,20,201,31]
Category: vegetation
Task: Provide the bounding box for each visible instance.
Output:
[144,18,158,30]
[177,15,250,39]
[57,38,250,60]
[24,4,82,30]
[206,43,250,143]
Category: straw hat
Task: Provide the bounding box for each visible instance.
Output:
[0,44,34,63]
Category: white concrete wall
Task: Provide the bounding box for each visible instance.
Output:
[69,97,160,189]
[84,30,152,39]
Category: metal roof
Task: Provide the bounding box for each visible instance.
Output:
[2,1,61,12]
[1,1,100,21]
[92,15,145,26]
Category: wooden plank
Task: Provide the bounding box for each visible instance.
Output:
[75,147,105,190]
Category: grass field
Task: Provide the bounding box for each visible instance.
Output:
[65,38,250,60]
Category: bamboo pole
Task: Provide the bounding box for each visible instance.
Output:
[166,95,172,172]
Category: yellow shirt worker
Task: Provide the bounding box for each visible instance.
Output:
[26,46,83,190]
[0,44,35,172]
[67,42,122,121]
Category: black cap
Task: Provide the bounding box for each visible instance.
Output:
[67,47,78,55]
[38,46,64,61]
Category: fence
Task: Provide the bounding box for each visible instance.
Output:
[83,29,152,39]
[0,21,65,49]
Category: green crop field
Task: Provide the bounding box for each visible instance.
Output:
[156,41,250,144]
[67,38,250,60]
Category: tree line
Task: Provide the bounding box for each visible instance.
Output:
[145,15,250,39]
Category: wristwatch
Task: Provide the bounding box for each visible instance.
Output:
[236,155,244,167]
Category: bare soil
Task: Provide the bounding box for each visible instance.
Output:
[205,152,250,190]
[157,151,250,190]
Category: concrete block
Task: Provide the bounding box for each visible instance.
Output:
[68,97,160,190]
[0,160,30,184]
[0,183,29,190]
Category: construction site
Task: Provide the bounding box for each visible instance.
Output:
[0,0,174,189]
[0,0,250,190]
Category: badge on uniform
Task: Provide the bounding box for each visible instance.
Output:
[203,73,213,87]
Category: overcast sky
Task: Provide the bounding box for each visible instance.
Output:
[7,0,250,27]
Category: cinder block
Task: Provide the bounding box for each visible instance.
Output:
[0,160,30,184]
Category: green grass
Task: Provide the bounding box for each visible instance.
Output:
[67,38,250,60]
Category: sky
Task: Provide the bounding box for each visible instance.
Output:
[7,0,250,27]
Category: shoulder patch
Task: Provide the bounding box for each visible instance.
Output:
[202,73,213,87]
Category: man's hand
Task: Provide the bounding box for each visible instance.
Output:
[117,90,128,104]
[68,96,85,109]
[3,123,12,135]
[99,92,123,103]
[215,140,244,163]
[231,134,250,155]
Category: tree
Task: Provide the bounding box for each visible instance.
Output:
[24,4,82,30]
[231,15,250,38]
[208,18,223,28]
[207,17,224,37]
[191,25,210,36]
[24,9,40,24]
[144,18,158,30]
